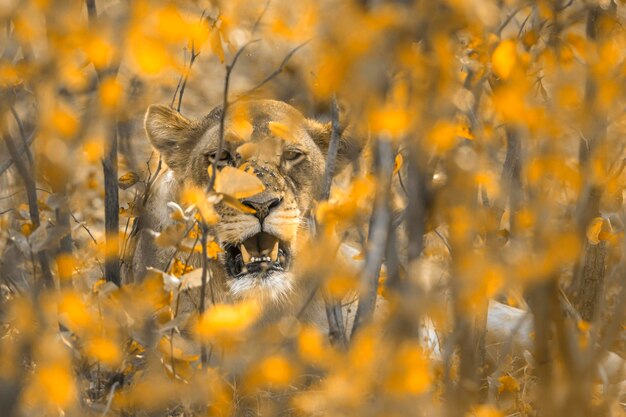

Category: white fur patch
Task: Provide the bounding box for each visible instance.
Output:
[227,271,294,303]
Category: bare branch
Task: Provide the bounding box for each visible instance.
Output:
[321,98,348,348]
[9,105,32,166]
[496,6,522,36]
[207,39,261,191]
[351,139,393,336]
[2,133,54,290]
[240,40,310,99]
[85,0,97,21]
[0,128,36,177]
[252,0,272,34]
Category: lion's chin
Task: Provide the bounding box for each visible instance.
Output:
[226,271,294,303]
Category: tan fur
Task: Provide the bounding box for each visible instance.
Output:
[126,99,362,325]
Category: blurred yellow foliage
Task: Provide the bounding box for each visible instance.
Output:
[385,342,432,395]
[56,254,75,282]
[491,39,517,80]
[50,106,79,138]
[250,354,295,388]
[33,363,76,408]
[59,291,94,331]
[497,375,520,394]
[100,76,123,111]
[85,336,122,366]
[195,300,260,341]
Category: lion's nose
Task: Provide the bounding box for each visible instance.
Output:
[241,196,282,222]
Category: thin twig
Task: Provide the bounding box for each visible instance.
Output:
[2,133,54,289]
[0,190,22,200]
[207,39,261,191]
[321,97,348,348]
[239,40,310,99]
[9,105,33,166]
[176,39,201,112]
[199,223,209,367]
[516,11,533,38]
[85,0,123,286]
[351,139,393,336]
[496,6,522,36]
[99,381,120,417]
[252,0,272,33]
[70,212,98,244]
[0,128,36,177]
[85,0,97,20]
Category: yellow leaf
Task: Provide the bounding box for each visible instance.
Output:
[522,30,539,49]
[170,257,194,277]
[214,166,265,199]
[268,121,296,142]
[189,20,210,48]
[393,153,403,175]
[206,241,224,260]
[577,319,591,332]
[586,217,604,245]
[230,104,253,141]
[119,205,139,218]
[210,28,225,63]
[181,185,220,224]
[456,122,475,140]
[158,336,199,362]
[118,171,140,190]
[497,375,520,394]
[21,222,33,237]
[220,193,257,214]
[492,39,517,80]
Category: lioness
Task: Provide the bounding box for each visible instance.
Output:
[127,99,362,323]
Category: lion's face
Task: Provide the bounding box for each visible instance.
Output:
[144,100,360,302]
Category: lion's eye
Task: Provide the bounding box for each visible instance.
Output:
[205,150,232,165]
[283,150,305,164]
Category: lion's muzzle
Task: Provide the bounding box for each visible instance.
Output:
[224,231,292,278]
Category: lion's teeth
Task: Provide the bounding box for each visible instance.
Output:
[270,241,279,262]
[240,244,251,264]
[241,251,274,265]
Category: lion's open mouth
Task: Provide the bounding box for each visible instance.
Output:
[225,232,291,278]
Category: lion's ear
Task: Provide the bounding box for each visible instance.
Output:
[144,104,201,172]
[306,119,364,172]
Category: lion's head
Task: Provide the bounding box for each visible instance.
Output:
[143,100,361,303]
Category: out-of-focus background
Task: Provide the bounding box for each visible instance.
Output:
[1,0,625,416]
